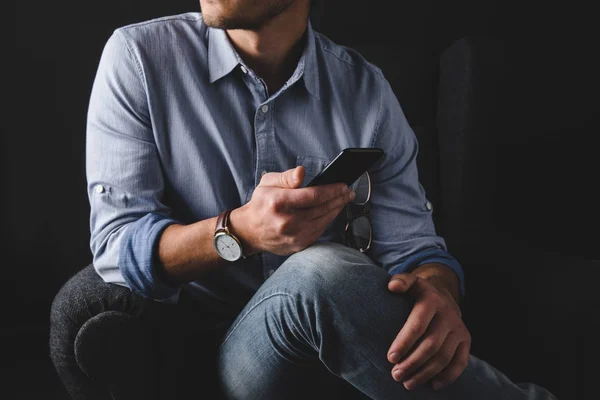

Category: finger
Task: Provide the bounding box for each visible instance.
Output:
[305,204,346,237]
[387,297,435,364]
[295,190,355,221]
[260,166,304,188]
[388,273,419,294]
[430,341,471,390]
[400,332,459,390]
[287,205,345,253]
[285,183,349,209]
[391,315,448,382]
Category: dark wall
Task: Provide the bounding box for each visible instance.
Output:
[10,0,597,398]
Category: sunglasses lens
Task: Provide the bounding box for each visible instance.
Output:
[350,173,370,205]
[350,215,372,251]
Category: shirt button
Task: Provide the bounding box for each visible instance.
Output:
[426,201,433,211]
[261,170,268,177]
[240,66,248,74]
[261,104,269,113]
[95,184,105,194]
[268,269,275,277]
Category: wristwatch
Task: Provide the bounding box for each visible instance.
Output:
[213,209,245,262]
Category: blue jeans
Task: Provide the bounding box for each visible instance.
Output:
[218,242,557,399]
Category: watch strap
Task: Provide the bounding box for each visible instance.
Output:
[215,209,232,233]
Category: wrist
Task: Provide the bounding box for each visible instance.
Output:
[412,263,461,306]
[228,206,261,256]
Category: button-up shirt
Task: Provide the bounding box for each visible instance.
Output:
[87,13,464,307]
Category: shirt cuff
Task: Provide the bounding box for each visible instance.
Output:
[388,248,465,296]
[119,213,182,302]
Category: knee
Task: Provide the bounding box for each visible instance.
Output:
[271,242,413,338]
[278,242,397,302]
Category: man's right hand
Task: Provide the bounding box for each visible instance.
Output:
[230,166,355,256]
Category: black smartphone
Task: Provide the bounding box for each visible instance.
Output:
[306,148,384,187]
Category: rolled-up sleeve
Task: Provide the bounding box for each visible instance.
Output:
[86,30,180,302]
[368,76,465,295]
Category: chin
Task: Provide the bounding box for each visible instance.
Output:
[200,1,228,28]
[204,14,264,30]
[200,1,236,29]
[202,13,228,29]
[201,0,271,30]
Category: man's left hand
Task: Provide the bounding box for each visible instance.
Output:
[386,270,471,391]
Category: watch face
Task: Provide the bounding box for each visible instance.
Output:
[214,234,242,261]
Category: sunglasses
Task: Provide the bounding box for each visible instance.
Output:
[344,172,372,252]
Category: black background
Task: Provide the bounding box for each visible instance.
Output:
[10,0,598,398]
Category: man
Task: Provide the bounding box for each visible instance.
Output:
[50,0,557,398]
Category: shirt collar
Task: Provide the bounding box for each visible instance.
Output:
[208,27,241,83]
[299,22,320,99]
[207,22,320,99]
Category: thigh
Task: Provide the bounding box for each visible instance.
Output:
[216,242,392,399]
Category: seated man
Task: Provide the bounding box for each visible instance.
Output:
[50,0,557,398]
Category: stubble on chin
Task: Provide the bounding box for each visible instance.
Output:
[203,9,270,31]
[202,0,294,31]
[203,14,261,30]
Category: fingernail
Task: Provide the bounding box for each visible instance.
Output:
[392,369,404,381]
[404,380,415,390]
[389,352,400,363]
[348,191,356,200]
[432,381,443,390]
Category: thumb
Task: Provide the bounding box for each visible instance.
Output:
[388,273,418,294]
[288,166,305,188]
[260,166,304,188]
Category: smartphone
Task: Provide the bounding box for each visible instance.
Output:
[306,148,384,187]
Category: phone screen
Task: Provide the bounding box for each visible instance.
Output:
[306,148,384,187]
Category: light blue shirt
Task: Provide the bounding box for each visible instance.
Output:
[87,13,464,306]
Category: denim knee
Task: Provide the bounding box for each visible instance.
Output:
[276,242,400,307]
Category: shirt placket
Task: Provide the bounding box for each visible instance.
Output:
[240,67,279,279]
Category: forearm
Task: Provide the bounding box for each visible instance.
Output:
[157,217,223,284]
[412,263,461,306]
[157,207,259,284]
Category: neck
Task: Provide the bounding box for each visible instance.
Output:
[226,2,309,94]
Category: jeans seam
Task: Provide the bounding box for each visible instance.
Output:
[218,289,391,378]
[220,291,294,346]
